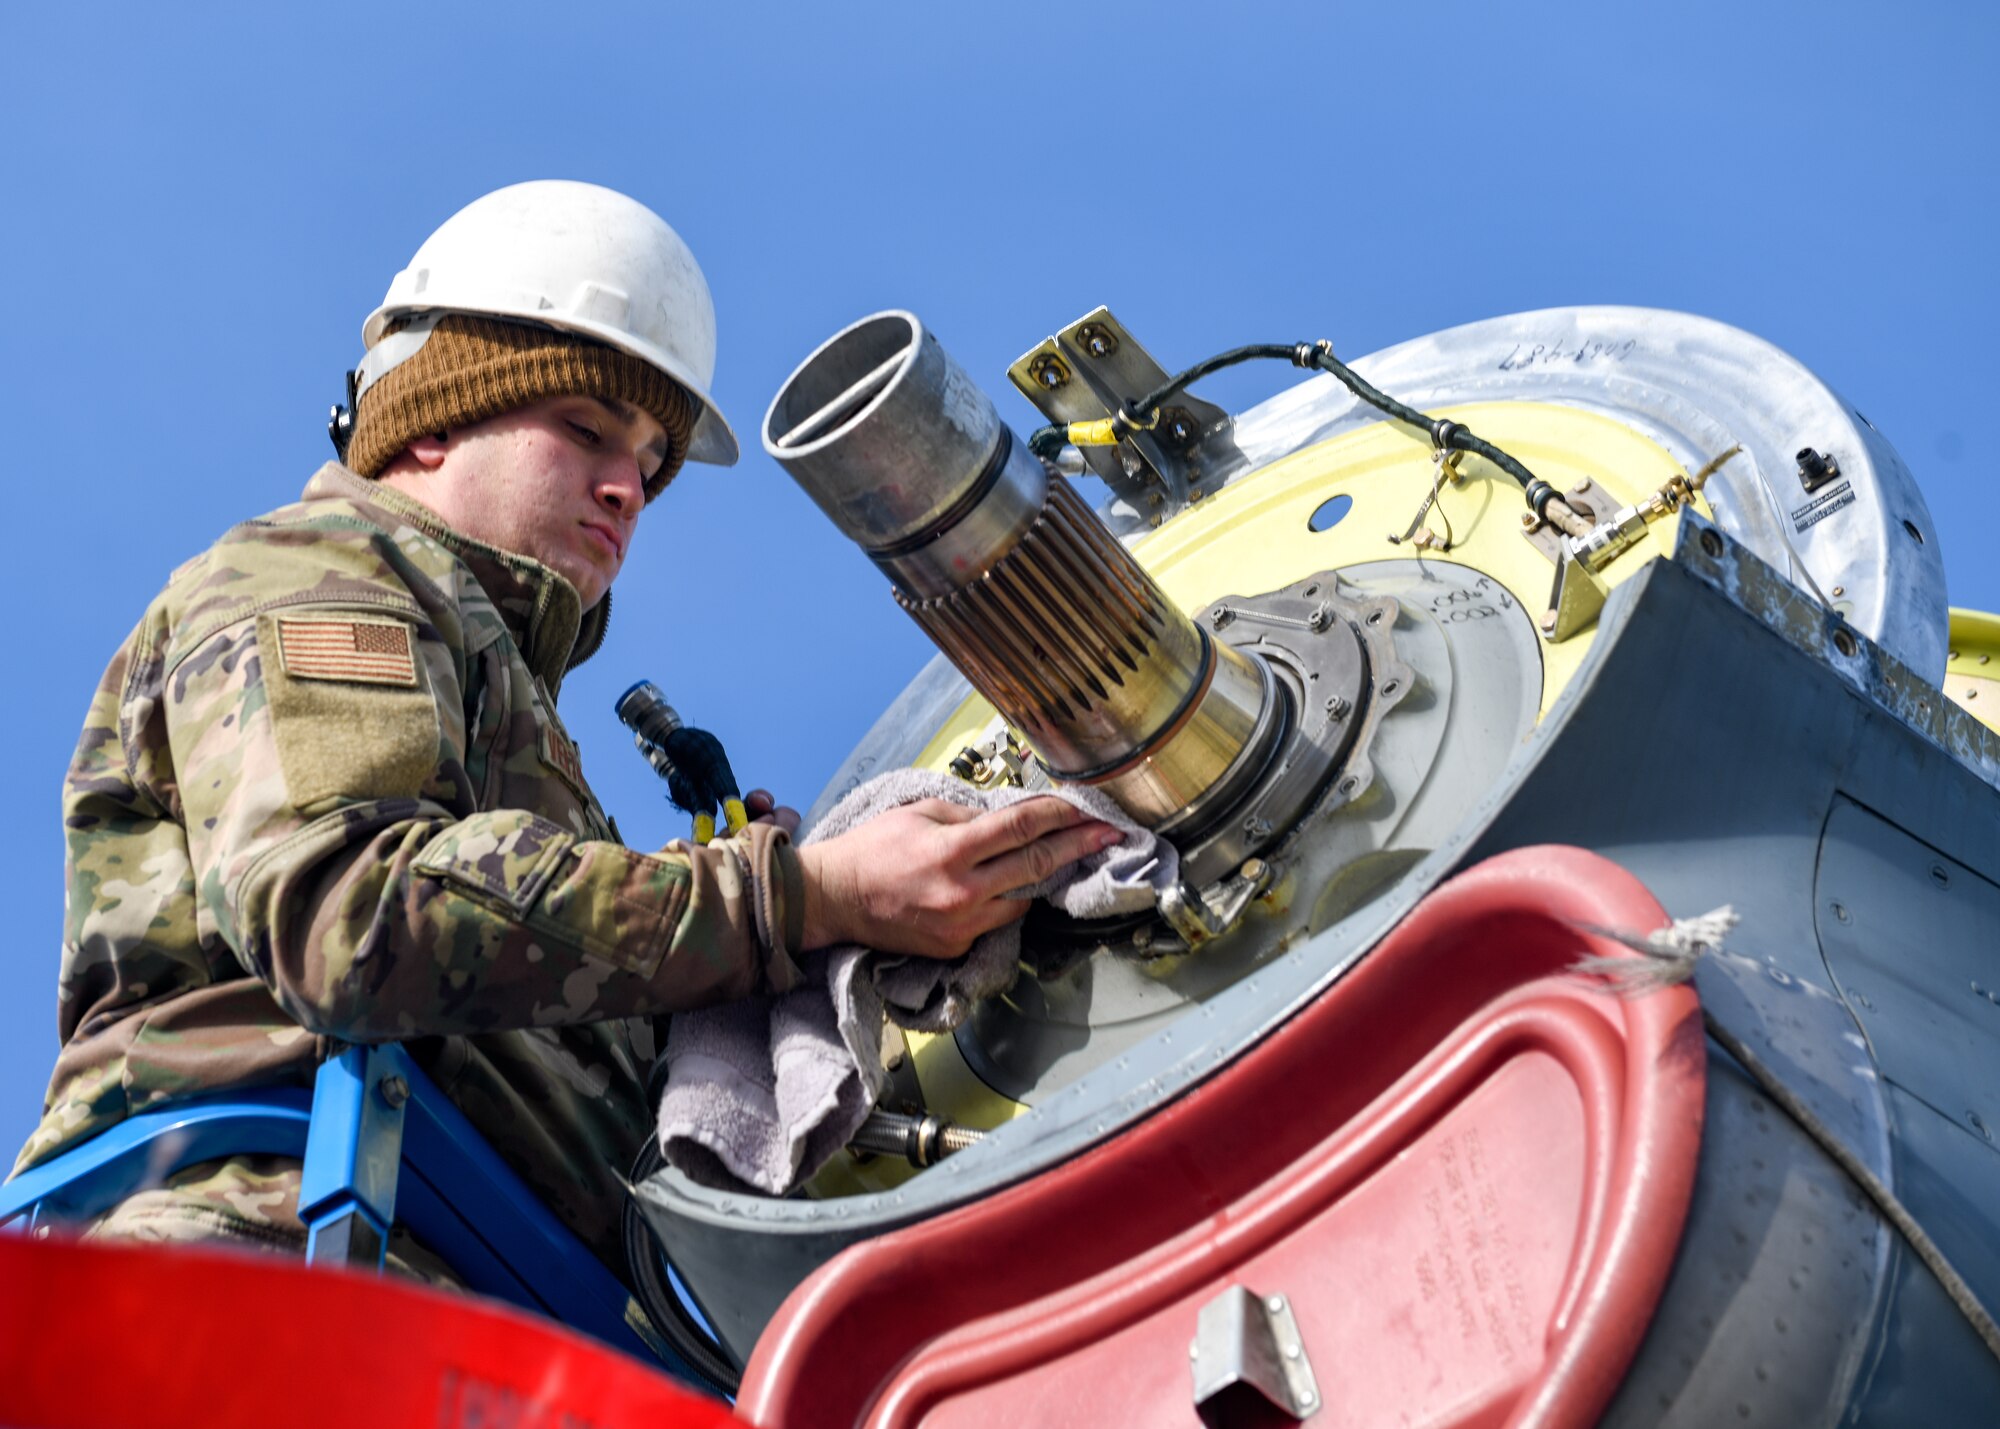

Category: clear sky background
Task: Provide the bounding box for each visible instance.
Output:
[3,2,1994,1164]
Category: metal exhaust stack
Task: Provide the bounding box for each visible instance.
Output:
[765,311,1282,836]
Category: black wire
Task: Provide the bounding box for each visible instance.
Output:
[624,1137,744,1397]
[1129,343,1304,417]
[1027,338,1550,500]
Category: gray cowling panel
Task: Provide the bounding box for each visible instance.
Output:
[638,522,2000,1405]
[1599,1057,1888,1428]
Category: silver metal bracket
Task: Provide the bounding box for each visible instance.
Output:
[1159,859,1278,951]
[1191,1285,1322,1425]
[1007,306,1244,522]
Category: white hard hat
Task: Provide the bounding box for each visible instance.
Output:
[360,180,738,467]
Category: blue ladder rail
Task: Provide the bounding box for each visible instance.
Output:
[0,1044,702,1383]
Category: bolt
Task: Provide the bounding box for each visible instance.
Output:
[1077,322,1119,359]
[1337,775,1360,798]
[1029,354,1070,389]
[1576,477,1592,492]
[1240,858,1267,883]
[34,1225,51,1240]
[1324,695,1351,720]
[1541,612,1558,634]
[1210,606,1235,630]
[1831,902,1850,923]
[1242,816,1272,843]
[378,1075,411,1109]
[1520,512,1540,530]
[1832,585,1845,597]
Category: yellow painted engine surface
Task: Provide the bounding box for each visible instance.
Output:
[808,402,1709,1198]
[1947,609,2000,734]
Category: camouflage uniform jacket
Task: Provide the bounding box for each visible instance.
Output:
[15,464,807,1270]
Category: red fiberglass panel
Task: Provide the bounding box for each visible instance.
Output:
[0,1232,734,1429]
[741,847,1707,1429]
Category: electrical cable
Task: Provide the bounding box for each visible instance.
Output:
[1027,337,1553,508]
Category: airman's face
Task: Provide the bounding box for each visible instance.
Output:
[388,395,669,608]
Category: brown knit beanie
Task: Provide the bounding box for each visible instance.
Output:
[345,314,699,500]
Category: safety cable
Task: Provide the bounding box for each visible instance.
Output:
[1700,1008,2000,1365]
[1578,912,2000,1367]
[1028,338,1555,511]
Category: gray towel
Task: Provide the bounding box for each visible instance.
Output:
[655,770,1175,1195]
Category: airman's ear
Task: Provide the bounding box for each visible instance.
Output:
[405,431,451,469]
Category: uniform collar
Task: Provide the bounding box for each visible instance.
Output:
[302,464,611,694]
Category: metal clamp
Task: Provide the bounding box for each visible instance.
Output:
[1008,306,1243,520]
[1191,1285,1322,1424]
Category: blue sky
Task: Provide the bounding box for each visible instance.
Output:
[3,2,1994,1163]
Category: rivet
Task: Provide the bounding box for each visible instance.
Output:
[1832,585,1845,597]
[1267,1295,1286,1313]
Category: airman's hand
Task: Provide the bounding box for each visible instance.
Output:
[742,788,801,838]
[796,796,1120,960]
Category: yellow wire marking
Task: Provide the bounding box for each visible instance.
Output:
[1065,417,1123,447]
[692,811,717,845]
[722,797,750,835]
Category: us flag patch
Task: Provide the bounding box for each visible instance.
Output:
[275,617,419,687]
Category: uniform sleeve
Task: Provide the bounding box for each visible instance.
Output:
[168,606,806,1043]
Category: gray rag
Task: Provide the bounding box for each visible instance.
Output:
[654,770,1176,1196]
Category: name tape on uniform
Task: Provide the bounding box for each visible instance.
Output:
[276,616,419,687]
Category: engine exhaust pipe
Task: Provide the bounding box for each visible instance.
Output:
[764,311,1282,834]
